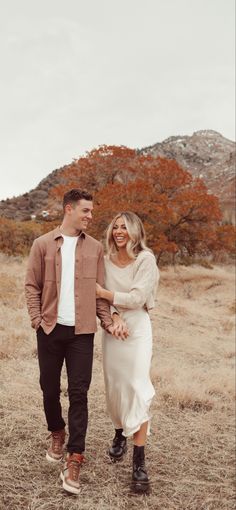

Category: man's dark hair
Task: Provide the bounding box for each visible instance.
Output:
[63,189,93,211]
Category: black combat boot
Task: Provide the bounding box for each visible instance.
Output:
[131,445,150,493]
[108,429,127,461]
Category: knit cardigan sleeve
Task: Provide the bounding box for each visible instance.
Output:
[113,252,159,309]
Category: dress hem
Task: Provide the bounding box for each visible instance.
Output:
[112,412,153,438]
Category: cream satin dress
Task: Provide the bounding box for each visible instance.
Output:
[102,251,159,437]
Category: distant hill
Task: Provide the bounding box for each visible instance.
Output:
[0,130,235,222]
[0,166,66,221]
[139,130,235,222]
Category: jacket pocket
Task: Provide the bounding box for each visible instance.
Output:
[44,257,56,281]
[82,256,97,278]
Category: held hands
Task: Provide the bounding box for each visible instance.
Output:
[96,282,128,339]
[107,314,129,341]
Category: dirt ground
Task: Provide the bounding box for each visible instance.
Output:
[0,255,235,510]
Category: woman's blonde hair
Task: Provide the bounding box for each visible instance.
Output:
[106,211,152,259]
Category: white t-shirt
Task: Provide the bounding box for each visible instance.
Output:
[57,234,79,326]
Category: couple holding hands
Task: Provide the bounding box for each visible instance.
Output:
[25,188,159,495]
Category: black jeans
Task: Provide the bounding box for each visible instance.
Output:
[37,324,94,454]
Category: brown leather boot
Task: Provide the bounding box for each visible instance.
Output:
[46,429,66,463]
[60,453,85,495]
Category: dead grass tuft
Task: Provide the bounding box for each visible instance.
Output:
[162,392,214,412]
[222,320,235,334]
[229,300,236,315]
[224,351,236,360]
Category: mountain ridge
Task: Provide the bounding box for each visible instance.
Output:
[139,129,235,222]
[0,130,235,222]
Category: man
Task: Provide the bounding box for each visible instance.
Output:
[25,188,127,495]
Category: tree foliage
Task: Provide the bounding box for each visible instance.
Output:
[49,145,235,261]
[0,146,235,260]
[0,218,56,256]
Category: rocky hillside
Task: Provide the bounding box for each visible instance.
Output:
[0,130,235,222]
[140,130,235,222]
[0,167,66,221]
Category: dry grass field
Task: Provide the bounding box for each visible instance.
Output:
[0,254,235,510]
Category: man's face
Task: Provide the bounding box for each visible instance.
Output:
[66,199,93,231]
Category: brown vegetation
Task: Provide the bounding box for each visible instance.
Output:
[0,255,235,509]
[0,147,235,261]
[0,218,58,256]
[50,146,228,261]
[0,130,235,224]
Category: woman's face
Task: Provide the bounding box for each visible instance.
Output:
[112,216,130,249]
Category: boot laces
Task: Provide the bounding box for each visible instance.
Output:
[70,460,80,480]
[48,431,64,453]
[137,461,146,472]
[113,432,125,446]
[67,455,84,481]
[134,456,146,472]
[114,436,123,446]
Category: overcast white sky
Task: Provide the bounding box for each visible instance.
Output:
[0,0,235,200]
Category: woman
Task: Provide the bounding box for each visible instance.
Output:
[96,211,159,493]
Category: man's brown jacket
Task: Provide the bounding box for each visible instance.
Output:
[25,227,113,335]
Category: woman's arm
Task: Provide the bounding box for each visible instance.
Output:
[96,252,159,310]
[113,254,158,309]
[96,284,114,303]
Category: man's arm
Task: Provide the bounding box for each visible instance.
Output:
[95,246,129,339]
[95,245,114,331]
[25,239,43,330]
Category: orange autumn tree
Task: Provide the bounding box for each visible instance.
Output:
[50,145,234,262]
[0,217,57,256]
[92,179,222,262]
[50,145,138,198]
